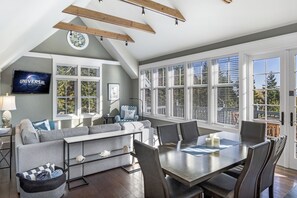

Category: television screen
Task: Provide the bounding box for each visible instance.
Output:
[12,70,51,94]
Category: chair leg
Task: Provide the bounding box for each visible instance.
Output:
[269,185,274,198]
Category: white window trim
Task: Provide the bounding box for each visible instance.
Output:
[52,55,103,120]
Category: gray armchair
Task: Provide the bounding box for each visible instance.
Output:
[114,105,139,123]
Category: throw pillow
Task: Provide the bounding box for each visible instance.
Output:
[17,163,55,181]
[124,110,135,120]
[49,120,56,130]
[32,119,51,131]
[21,128,40,145]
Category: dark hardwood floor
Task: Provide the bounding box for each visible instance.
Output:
[1,146,297,198]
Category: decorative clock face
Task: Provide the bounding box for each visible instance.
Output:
[67,31,89,50]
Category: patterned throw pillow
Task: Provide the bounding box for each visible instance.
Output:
[17,163,55,181]
[32,120,51,131]
[124,110,135,120]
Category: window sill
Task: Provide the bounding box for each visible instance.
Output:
[54,114,101,121]
[143,114,239,133]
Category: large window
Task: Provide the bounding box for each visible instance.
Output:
[170,64,184,118]
[140,70,152,113]
[213,56,239,125]
[139,55,239,127]
[155,68,166,115]
[189,61,208,121]
[53,56,102,120]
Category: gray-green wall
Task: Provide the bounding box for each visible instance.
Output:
[0,17,134,127]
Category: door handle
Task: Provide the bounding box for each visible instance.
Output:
[281,112,284,125]
[290,112,294,126]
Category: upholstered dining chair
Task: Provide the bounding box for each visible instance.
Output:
[157,124,180,145]
[200,141,271,198]
[180,121,200,142]
[225,135,287,198]
[133,140,203,198]
[240,120,266,142]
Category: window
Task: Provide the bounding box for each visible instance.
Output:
[139,55,239,127]
[189,61,208,121]
[170,64,184,118]
[213,56,239,125]
[57,79,76,115]
[53,57,102,120]
[140,70,152,113]
[155,68,166,115]
[253,57,280,121]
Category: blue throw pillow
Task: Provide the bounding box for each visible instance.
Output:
[32,119,51,131]
[34,123,48,131]
[49,120,55,130]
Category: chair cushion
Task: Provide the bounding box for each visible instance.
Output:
[120,105,137,118]
[123,109,135,120]
[166,177,203,198]
[201,173,236,198]
[224,164,244,178]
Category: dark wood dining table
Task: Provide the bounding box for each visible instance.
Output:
[158,131,260,187]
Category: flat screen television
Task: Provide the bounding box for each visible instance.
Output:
[12,70,51,94]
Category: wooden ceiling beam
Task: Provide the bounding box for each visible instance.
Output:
[54,22,134,42]
[122,0,185,22]
[63,5,155,34]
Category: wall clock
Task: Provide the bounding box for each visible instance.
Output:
[67,31,89,50]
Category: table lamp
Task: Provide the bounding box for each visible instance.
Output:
[0,93,16,128]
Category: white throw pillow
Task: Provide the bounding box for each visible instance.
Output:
[124,110,135,120]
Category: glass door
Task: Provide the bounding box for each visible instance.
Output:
[250,53,285,139]
[288,50,297,169]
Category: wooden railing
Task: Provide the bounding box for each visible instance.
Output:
[267,123,280,137]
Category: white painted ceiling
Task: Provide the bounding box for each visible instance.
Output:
[1,0,297,73]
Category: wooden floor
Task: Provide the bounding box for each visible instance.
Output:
[1,149,297,198]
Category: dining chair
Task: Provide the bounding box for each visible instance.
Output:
[133,140,203,198]
[157,124,180,145]
[180,121,200,141]
[225,135,287,198]
[240,120,266,142]
[200,141,271,198]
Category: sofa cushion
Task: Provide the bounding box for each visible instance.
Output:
[89,123,121,134]
[120,120,151,130]
[62,126,89,138]
[39,130,64,142]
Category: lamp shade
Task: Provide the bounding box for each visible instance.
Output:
[0,95,16,111]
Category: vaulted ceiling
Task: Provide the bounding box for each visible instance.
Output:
[1,0,297,78]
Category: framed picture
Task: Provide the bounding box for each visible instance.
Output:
[108,83,120,101]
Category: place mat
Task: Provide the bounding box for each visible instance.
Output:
[181,139,240,156]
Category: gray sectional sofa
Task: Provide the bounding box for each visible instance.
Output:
[15,119,153,192]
